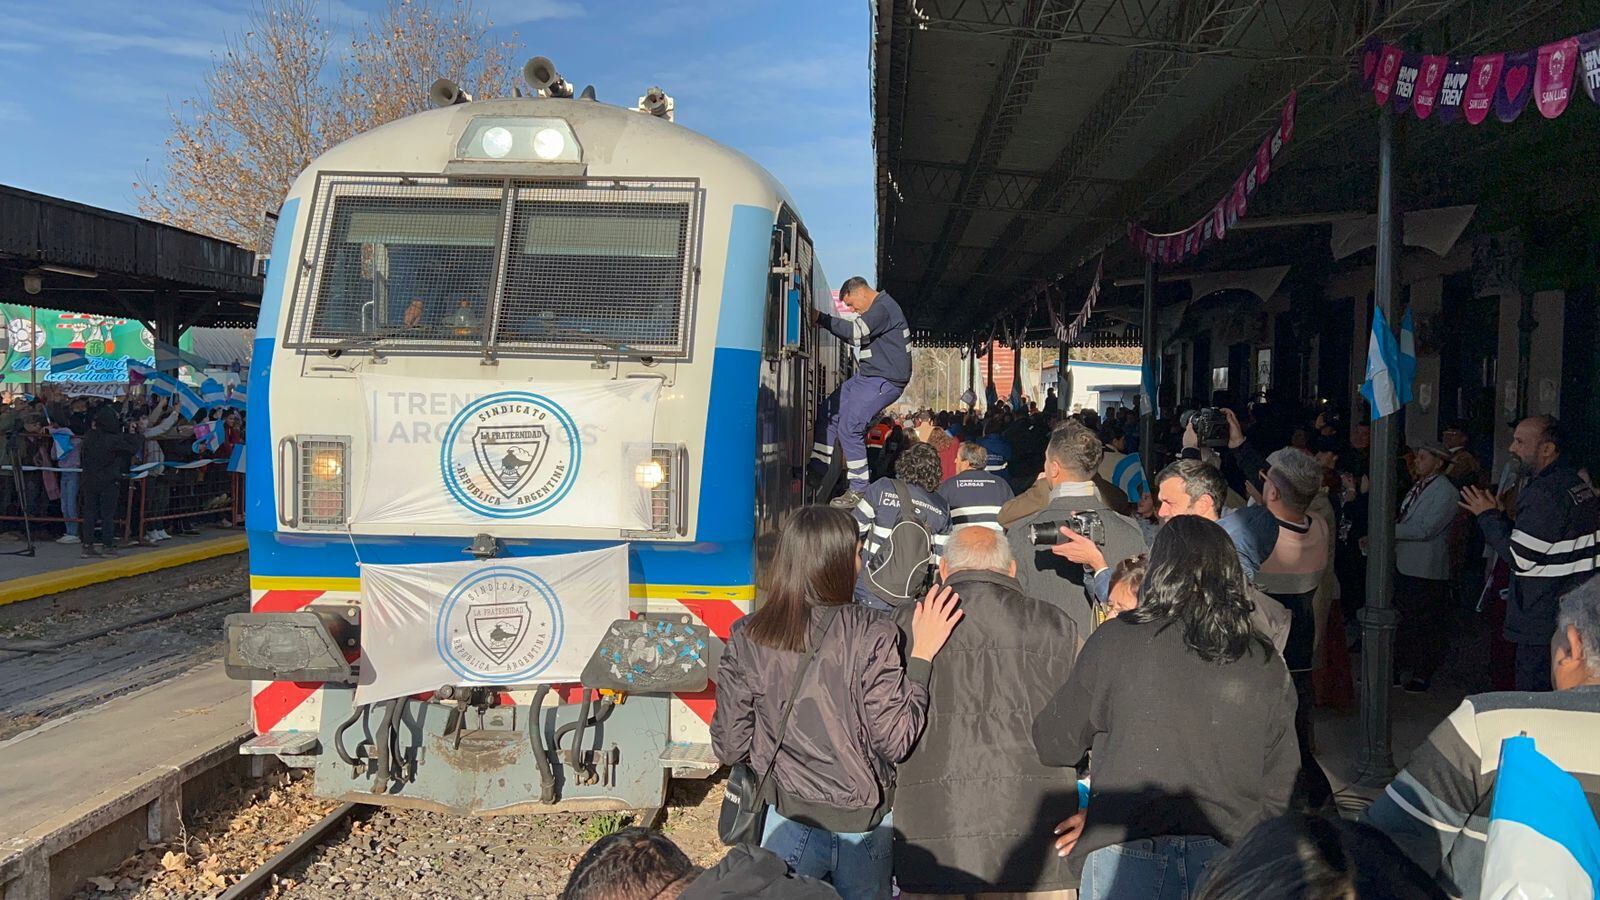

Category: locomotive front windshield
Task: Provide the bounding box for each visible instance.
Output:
[286,174,701,358]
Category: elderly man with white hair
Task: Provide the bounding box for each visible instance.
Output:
[1363,578,1600,899]
[893,526,1082,898]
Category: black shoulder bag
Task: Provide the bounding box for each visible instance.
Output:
[718,608,838,846]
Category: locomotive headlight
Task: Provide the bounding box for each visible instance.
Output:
[481,126,514,159]
[455,117,582,163]
[532,128,565,160]
[625,443,686,537]
[634,459,666,489]
[310,449,343,481]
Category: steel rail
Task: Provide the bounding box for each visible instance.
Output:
[216,802,364,900]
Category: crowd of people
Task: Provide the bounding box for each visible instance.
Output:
[566,390,1598,900]
[0,389,244,557]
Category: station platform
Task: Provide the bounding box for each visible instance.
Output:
[0,660,249,898]
[0,532,246,608]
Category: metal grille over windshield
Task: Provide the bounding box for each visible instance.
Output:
[496,182,695,355]
[283,174,701,359]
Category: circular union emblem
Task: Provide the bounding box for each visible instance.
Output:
[440,390,582,518]
[435,566,565,681]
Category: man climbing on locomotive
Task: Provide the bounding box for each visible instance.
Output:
[809,276,913,510]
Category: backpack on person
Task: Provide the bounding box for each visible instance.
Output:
[865,479,935,608]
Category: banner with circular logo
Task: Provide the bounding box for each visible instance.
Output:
[354,546,629,705]
[355,375,662,530]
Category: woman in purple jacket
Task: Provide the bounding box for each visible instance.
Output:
[712,506,963,899]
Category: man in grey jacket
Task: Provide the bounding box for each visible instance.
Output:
[894,526,1080,897]
[1006,420,1145,643]
[1395,443,1461,693]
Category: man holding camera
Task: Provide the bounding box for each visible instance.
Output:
[1006,420,1145,642]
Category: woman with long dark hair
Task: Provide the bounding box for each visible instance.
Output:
[1032,516,1298,900]
[712,506,962,899]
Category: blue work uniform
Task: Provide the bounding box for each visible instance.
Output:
[936,470,1014,532]
[851,477,951,610]
[811,292,912,491]
[976,433,1013,481]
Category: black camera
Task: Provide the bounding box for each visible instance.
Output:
[1029,510,1105,546]
[1181,407,1229,448]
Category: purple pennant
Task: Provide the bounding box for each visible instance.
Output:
[1391,51,1421,114]
[1577,28,1600,105]
[1495,49,1535,122]
[1435,57,1471,123]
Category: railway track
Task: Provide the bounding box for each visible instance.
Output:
[216,803,366,900]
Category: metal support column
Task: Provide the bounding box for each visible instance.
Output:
[1358,110,1401,784]
[1515,289,1537,418]
[1140,259,1157,479]
[1057,339,1069,413]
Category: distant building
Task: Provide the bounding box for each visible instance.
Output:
[1040,360,1142,414]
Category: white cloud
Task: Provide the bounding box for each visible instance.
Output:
[479,0,583,25]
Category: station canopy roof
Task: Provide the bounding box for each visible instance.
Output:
[0,185,262,331]
[872,0,1589,344]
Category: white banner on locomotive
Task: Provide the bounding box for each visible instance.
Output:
[355,375,661,529]
[355,546,630,706]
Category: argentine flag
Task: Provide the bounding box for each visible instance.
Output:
[1481,734,1600,899]
[1360,304,1403,419]
[200,378,228,407]
[224,383,248,411]
[1397,308,1418,406]
[226,443,247,474]
[49,347,90,373]
[173,382,205,420]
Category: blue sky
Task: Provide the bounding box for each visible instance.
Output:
[0,0,877,283]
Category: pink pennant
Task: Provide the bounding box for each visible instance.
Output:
[1373,44,1403,107]
[1535,37,1579,119]
[1255,138,1272,186]
[1412,54,1448,119]
[1463,52,1503,125]
[1280,91,1297,143]
[1213,203,1227,241]
[1360,37,1382,89]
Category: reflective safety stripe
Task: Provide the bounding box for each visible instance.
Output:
[1511,528,1598,556]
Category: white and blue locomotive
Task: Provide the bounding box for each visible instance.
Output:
[227,60,848,813]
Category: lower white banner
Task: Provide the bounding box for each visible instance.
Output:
[355,374,661,530]
[354,546,629,706]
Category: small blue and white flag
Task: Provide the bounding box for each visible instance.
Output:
[191,421,223,454]
[1360,304,1403,420]
[174,383,204,420]
[1397,308,1418,406]
[145,370,178,398]
[227,443,247,474]
[49,347,90,373]
[200,378,228,407]
[50,428,75,461]
[1481,734,1600,899]
[224,383,248,411]
[1140,356,1162,421]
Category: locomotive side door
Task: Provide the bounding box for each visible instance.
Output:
[757,212,809,550]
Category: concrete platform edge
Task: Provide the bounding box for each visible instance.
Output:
[0,535,247,608]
